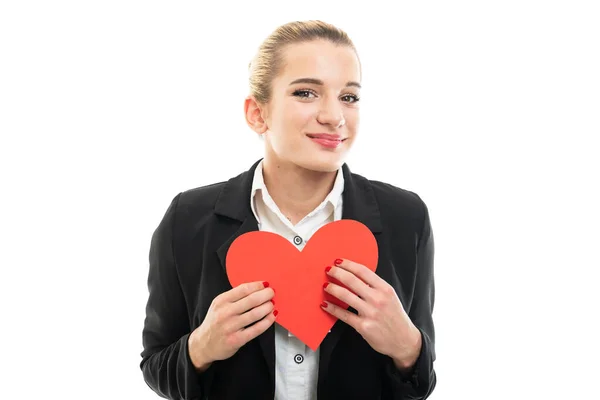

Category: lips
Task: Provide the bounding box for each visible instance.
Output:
[306,134,346,141]
[307,134,345,149]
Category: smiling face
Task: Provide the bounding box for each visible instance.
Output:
[246,39,362,173]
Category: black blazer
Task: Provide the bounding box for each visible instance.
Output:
[140,159,436,400]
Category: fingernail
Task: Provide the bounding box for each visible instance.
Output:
[323,282,329,289]
[334,259,343,266]
[321,301,328,308]
[325,266,332,273]
[263,281,270,288]
[273,310,279,317]
[271,299,275,306]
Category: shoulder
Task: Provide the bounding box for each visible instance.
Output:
[156,181,228,229]
[157,181,231,244]
[175,180,228,213]
[359,173,428,216]
[368,179,425,213]
[351,172,430,233]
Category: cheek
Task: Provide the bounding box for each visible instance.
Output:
[268,104,313,150]
[271,102,312,131]
[345,110,360,131]
[288,102,316,127]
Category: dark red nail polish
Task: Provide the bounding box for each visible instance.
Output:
[273,310,279,317]
[334,259,343,266]
[325,266,332,273]
[263,281,270,288]
[323,282,329,289]
[321,301,328,308]
[271,299,275,305]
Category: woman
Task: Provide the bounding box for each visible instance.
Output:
[140,20,436,400]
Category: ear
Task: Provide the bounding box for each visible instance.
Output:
[244,95,269,135]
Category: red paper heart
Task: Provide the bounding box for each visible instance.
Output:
[225,219,378,350]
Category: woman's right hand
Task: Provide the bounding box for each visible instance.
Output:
[188,281,277,371]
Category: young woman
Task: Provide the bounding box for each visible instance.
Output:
[140,20,436,400]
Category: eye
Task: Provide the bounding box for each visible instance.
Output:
[292,89,316,98]
[341,94,360,103]
[292,89,360,104]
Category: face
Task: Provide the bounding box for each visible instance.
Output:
[246,40,361,173]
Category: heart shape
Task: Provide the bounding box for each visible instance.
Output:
[225,219,378,350]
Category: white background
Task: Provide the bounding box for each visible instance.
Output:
[1,1,599,399]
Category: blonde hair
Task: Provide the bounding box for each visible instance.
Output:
[248,20,360,105]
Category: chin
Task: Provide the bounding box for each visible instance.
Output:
[295,156,345,173]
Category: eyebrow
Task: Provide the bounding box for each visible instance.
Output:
[289,77,361,89]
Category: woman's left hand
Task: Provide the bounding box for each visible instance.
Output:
[322,258,422,370]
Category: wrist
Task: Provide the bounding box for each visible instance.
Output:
[188,330,213,372]
[392,326,422,371]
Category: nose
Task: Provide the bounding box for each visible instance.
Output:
[317,96,345,129]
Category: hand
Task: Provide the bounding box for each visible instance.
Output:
[321,259,421,369]
[188,281,277,371]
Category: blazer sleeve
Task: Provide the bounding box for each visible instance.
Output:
[140,193,214,400]
[385,196,437,399]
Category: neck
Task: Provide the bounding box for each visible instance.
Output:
[261,156,338,223]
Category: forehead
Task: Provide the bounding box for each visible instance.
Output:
[276,40,361,86]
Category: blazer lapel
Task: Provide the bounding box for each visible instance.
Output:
[214,159,277,388]
[317,162,383,388]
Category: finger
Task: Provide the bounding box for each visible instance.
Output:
[221,281,271,303]
[231,298,275,331]
[321,300,360,329]
[330,259,383,290]
[323,281,369,315]
[238,309,278,345]
[230,286,274,315]
[326,264,374,302]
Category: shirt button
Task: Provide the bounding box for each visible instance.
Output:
[293,235,303,246]
[294,354,304,364]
